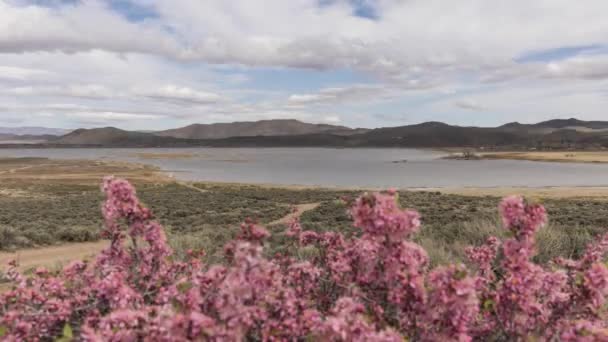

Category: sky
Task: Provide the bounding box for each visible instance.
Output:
[2,0,608,130]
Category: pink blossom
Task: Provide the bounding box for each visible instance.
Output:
[350,192,421,241]
[1,180,608,341]
[499,195,547,238]
[422,264,479,342]
[583,263,608,310]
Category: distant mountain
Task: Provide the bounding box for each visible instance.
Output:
[0,133,59,144]
[156,119,365,139]
[7,118,608,149]
[351,122,529,148]
[54,127,200,147]
[533,118,608,130]
[0,126,71,136]
[500,118,608,133]
[195,119,608,149]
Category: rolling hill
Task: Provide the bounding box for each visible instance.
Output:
[6,118,608,149]
[500,118,608,134]
[54,127,200,147]
[155,119,365,139]
[0,127,71,136]
[193,118,608,149]
[0,133,60,144]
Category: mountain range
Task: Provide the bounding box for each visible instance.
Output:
[0,126,71,136]
[3,118,608,149]
[155,119,368,139]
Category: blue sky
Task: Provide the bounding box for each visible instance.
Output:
[515,45,605,63]
[2,0,608,130]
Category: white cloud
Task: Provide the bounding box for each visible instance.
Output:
[322,115,341,124]
[0,1,177,57]
[1,0,607,78]
[543,56,608,80]
[134,85,222,105]
[66,111,163,123]
[1,1,608,128]
[289,85,384,105]
[422,79,608,126]
[6,84,114,98]
[0,65,50,80]
[454,99,485,111]
[286,78,438,110]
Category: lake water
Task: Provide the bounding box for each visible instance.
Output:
[0,147,607,188]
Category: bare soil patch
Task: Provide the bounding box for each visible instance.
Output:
[269,203,321,225]
[131,152,198,159]
[0,240,108,272]
[480,151,608,164]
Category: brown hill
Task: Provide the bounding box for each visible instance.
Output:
[196,119,608,149]
[0,126,71,136]
[15,118,608,149]
[155,119,363,139]
[55,127,197,147]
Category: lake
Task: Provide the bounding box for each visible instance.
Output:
[0,147,607,188]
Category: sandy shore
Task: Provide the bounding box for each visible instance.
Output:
[1,156,607,199]
[410,186,608,199]
[478,151,608,164]
[0,157,171,185]
[191,180,608,199]
[1,155,607,281]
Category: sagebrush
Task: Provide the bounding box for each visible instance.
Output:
[1,178,607,341]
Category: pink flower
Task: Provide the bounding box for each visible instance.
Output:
[350,192,421,241]
[583,263,608,310]
[2,181,608,341]
[499,195,547,238]
[560,320,608,341]
[421,264,479,342]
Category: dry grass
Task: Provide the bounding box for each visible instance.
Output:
[131,152,198,159]
[194,180,608,199]
[1,156,607,274]
[412,186,608,199]
[0,240,108,272]
[0,157,170,188]
[268,203,321,225]
[481,151,608,164]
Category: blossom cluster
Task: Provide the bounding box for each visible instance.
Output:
[1,178,607,341]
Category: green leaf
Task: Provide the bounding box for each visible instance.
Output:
[305,334,318,342]
[62,324,73,339]
[575,273,584,286]
[55,323,73,342]
[454,269,468,280]
[483,299,495,311]
[0,325,7,337]
[177,281,193,293]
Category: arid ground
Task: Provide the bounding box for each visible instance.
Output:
[480,151,608,164]
[1,157,607,280]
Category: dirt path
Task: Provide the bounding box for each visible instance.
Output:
[269,202,321,225]
[0,240,109,272]
[0,165,39,175]
[177,181,209,193]
[0,201,320,274]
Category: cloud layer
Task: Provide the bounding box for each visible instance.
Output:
[1,0,608,129]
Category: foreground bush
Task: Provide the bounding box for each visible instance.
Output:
[1,178,607,341]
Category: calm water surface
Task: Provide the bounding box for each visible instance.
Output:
[0,148,607,188]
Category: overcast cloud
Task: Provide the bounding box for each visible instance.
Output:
[1,0,608,130]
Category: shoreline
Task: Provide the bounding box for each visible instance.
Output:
[1,156,608,199]
[443,150,608,164]
[480,151,608,164]
[188,180,608,199]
